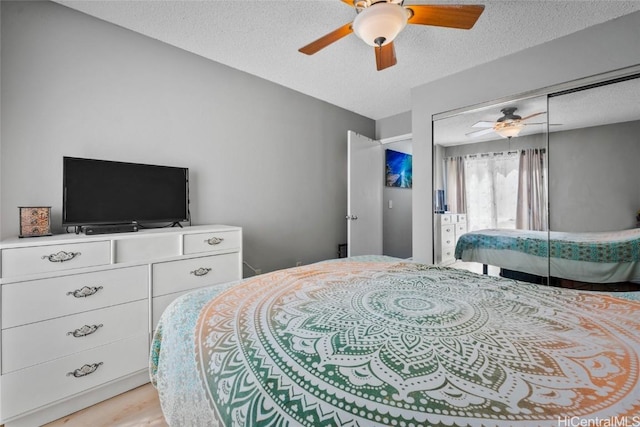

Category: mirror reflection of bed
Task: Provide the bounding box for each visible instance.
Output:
[433,73,640,291]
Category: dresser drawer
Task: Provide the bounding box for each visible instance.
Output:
[441,247,456,263]
[2,265,148,328]
[1,241,111,278]
[183,230,241,255]
[441,225,456,248]
[440,214,453,224]
[456,223,468,234]
[115,235,180,264]
[0,333,148,421]
[2,299,148,374]
[153,253,240,297]
[457,214,467,223]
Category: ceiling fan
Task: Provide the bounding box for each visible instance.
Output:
[466,107,546,139]
[298,0,485,71]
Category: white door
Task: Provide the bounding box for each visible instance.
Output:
[347,131,383,256]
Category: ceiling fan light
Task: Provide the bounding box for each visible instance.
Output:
[495,122,524,138]
[353,3,409,47]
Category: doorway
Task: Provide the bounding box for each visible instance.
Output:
[347,131,413,259]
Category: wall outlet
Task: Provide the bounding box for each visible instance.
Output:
[296,261,303,267]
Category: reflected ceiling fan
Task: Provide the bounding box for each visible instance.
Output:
[298,0,485,71]
[466,107,546,139]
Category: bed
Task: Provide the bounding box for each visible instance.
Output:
[455,228,640,284]
[150,256,640,426]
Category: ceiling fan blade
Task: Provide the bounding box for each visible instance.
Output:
[466,128,495,138]
[299,22,353,55]
[520,111,546,121]
[524,123,563,127]
[472,121,495,128]
[406,5,485,29]
[375,42,397,71]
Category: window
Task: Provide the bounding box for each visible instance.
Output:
[464,152,519,231]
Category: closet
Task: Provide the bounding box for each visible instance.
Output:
[432,67,640,285]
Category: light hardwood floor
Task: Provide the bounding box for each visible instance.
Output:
[44,383,168,427]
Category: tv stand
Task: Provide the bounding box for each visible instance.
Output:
[0,224,242,427]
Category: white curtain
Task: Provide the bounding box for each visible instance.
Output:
[516,148,548,230]
[444,156,466,213]
[464,151,520,231]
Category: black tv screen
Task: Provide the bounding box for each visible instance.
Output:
[63,157,189,226]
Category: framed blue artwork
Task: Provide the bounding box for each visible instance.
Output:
[385,149,412,188]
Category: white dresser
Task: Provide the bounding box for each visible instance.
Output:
[434,213,467,265]
[0,224,242,427]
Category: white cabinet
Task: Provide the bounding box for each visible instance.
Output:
[434,214,467,265]
[0,224,242,427]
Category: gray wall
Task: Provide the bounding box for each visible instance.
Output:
[0,1,374,274]
[376,111,411,140]
[412,11,640,264]
[549,120,640,232]
[383,139,412,259]
[375,112,413,259]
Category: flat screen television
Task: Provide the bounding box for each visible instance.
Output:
[63,157,189,227]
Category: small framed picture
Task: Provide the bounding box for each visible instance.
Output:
[385,149,412,188]
[19,206,52,238]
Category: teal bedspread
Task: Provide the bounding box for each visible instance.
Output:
[150,257,640,426]
[455,228,640,263]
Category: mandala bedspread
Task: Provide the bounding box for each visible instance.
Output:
[151,259,640,426]
[455,228,640,263]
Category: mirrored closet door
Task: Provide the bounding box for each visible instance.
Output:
[433,95,550,281]
[547,74,640,288]
[433,68,640,290]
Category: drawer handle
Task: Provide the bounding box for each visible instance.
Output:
[67,324,103,338]
[205,237,224,245]
[67,285,103,298]
[42,251,81,263]
[190,267,212,277]
[67,362,103,378]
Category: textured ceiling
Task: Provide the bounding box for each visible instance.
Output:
[434,76,640,146]
[54,0,640,120]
